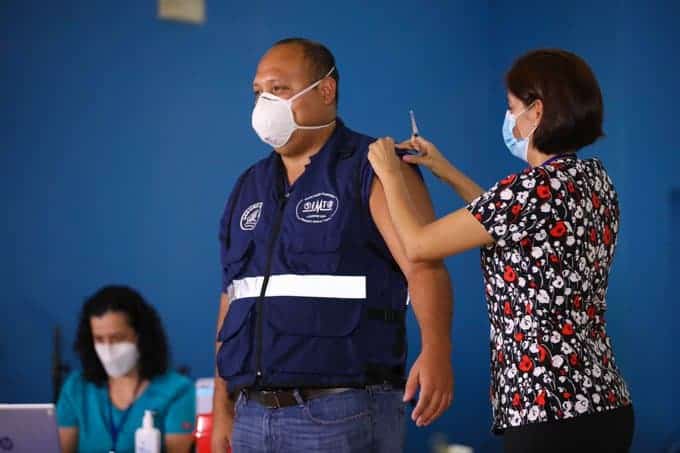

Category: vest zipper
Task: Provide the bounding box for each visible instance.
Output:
[254,192,289,385]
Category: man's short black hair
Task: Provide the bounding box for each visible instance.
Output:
[506,49,604,154]
[274,37,339,104]
[74,285,170,386]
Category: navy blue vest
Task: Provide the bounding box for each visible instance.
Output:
[217,120,409,389]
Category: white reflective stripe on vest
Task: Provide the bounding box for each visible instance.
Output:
[227,274,367,301]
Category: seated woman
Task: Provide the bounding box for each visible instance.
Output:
[57,285,195,453]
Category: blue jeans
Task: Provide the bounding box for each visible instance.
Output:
[231,385,406,453]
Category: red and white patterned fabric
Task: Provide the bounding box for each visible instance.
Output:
[467,154,631,432]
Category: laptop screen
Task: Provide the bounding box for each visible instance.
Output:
[0,404,60,453]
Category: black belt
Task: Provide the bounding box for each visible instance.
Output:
[242,387,357,409]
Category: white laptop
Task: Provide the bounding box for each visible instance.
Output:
[0,404,60,453]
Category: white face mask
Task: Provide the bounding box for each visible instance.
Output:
[94,341,139,378]
[251,66,336,148]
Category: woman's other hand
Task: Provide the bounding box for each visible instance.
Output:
[397,136,452,179]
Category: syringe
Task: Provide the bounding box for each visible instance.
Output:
[409,109,420,137]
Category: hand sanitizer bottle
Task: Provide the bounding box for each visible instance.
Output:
[135,410,161,453]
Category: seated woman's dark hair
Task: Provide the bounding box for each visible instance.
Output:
[74,285,169,386]
[506,49,604,154]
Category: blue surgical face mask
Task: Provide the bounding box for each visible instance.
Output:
[502,104,537,162]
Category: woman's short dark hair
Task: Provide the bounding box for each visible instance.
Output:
[74,285,169,386]
[505,49,604,154]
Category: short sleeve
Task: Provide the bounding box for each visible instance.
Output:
[466,168,553,242]
[56,373,79,427]
[163,382,195,434]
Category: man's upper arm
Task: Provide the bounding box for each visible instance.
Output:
[216,293,230,344]
[369,162,440,277]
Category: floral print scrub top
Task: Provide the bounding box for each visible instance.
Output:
[466,154,631,432]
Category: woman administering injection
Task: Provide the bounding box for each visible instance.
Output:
[368,49,633,453]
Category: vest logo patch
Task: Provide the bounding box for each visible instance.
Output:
[296,192,339,224]
[240,202,263,231]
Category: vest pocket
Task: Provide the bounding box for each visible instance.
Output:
[216,298,256,379]
[264,299,363,376]
[285,235,342,274]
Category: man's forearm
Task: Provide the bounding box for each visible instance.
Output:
[213,293,234,421]
[212,375,234,419]
[407,263,453,351]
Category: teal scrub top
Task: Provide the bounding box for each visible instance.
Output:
[56,371,195,453]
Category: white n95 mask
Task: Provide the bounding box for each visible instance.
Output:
[251,66,336,148]
[94,341,139,378]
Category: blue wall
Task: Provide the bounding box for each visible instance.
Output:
[1,1,677,451]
